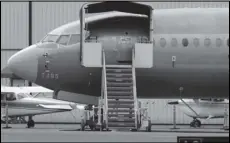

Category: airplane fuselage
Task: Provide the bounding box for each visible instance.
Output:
[8,8,229,99]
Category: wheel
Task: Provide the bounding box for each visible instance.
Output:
[30,120,35,127]
[190,121,195,127]
[27,120,35,128]
[146,120,152,132]
[89,125,95,131]
[80,119,85,131]
[194,120,201,128]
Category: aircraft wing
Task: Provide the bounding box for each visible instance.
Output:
[19,86,53,93]
[1,85,53,93]
[38,104,73,110]
[1,86,19,93]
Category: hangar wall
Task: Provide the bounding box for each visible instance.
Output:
[1,2,229,124]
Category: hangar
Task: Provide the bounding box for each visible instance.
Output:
[1,1,229,125]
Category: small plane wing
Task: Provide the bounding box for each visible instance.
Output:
[1,85,53,94]
[19,86,53,93]
[38,104,73,110]
[1,86,19,93]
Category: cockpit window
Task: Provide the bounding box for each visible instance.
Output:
[68,34,80,45]
[213,99,224,102]
[57,35,70,45]
[200,98,212,101]
[42,35,59,43]
[17,93,29,100]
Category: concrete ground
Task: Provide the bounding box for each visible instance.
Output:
[1,124,229,142]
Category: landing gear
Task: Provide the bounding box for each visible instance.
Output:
[80,105,106,131]
[146,120,152,132]
[190,118,201,128]
[53,90,59,99]
[27,116,35,128]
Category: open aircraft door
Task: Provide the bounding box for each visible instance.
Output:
[79,2,154,68]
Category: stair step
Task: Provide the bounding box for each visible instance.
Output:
[106,69,132,73]
[107,96,134,99]
[107,86,133,91]
[107,91,133,96]
[108,100,134,104]
[108,114,135,118]
[108,104,134,108]
[108,109,134,113]
[105,65,132,68]
[107,77,132,82]
[107,73,132,78]
[108,122,135,127]
[107,82,133,87]
[108,118,135,122]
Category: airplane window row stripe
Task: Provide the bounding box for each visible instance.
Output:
[41,34,229,48]
[154,38,229,48]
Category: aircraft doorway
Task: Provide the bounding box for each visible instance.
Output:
[116,34,133,64]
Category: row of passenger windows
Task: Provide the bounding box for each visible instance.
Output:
[154,38,229,48]
[42,34,81,46]
[42,34,229,48]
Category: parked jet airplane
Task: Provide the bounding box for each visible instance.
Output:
[168,98,229,127]
[1,85,85,128]
[7,6,229,99]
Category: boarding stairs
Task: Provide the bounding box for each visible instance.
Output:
[101,49,139,130]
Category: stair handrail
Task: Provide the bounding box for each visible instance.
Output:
[132,48,138,129]
[102,49,108,129]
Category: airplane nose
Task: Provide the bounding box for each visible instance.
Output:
[7,45,40,82]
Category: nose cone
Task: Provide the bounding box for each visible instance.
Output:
[7,45,40,82]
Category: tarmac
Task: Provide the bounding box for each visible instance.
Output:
[1,124,229,142]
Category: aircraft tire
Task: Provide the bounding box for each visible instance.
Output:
[194,120,201,128]
[27,120,35,128]
[190,121,195,127]
[30,120,35,127]
[146,120,152,132]
[80,119,85,131]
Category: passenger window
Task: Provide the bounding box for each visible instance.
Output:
[204,38,211,47]
[171,38,178,47]
[160,38,166,48]
[193,38,200,47]
[216,38,222,47]
[68,34,80,45]
[182,38,189,47]
[57,35,70,45]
